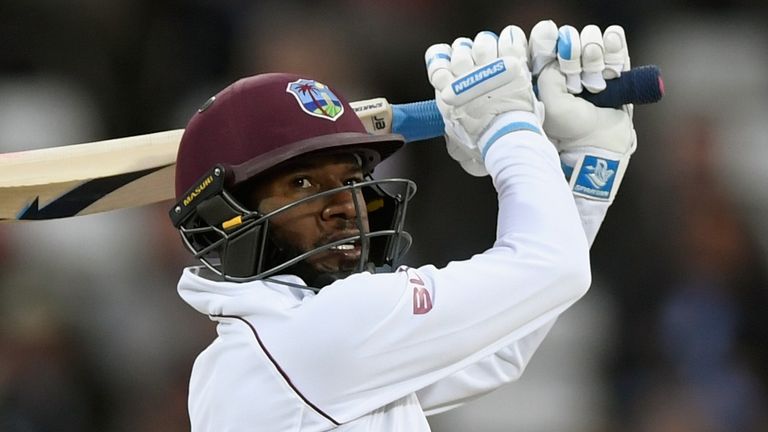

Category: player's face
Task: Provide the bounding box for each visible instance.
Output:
[246,153,370,279]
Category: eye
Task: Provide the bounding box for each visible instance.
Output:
[294,177,313,189]
[344,176,364,186]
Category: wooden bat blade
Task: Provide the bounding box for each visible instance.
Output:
[0,130,182,222]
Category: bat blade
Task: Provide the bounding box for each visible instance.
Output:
[0,130,182,221]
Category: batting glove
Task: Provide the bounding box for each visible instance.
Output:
[425,26,544,177]
[530,21,636,202]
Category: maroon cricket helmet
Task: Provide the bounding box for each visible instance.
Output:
[175,73,405,199]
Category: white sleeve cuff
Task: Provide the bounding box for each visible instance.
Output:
[478,111,545,160]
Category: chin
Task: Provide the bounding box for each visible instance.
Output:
[305,268,354,289]
[280,259,351,289]
[310,255,360,273]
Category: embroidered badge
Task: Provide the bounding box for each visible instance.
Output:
[572,155,619,200]
[286,79,344,121]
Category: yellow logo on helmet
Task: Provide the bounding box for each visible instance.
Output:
[183,175,214,207]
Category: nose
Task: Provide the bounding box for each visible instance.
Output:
[321,188,363,221]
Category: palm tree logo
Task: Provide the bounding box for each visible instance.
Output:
[286,79,344,121]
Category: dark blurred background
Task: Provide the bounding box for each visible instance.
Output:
[1,1,767,431]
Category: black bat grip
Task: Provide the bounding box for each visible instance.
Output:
[571,64,664,108]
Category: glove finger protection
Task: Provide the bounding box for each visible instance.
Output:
[449,32,499,176]
[426,41,489,176]
[427,43,485,175]
[472,31,499,65]
[451,37,475,76]
[532,22,636,203]
[499,25,528,66]
[426,26,543,177]
[530,20,558,77]
[580,25,607,93]
[425,43,453,90]
[439,30,541,148]
[601,25,634,120]
[603,25,630,79]
[557,25,583,93]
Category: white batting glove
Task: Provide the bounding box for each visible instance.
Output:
[530,20,636,202]
[425,27,543,177]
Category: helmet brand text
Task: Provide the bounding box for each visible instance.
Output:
[184,175,214,207]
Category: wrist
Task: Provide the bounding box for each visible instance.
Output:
[478,111,544,160]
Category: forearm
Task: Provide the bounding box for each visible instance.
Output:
[483,111,590,278]
[418,319,557,414]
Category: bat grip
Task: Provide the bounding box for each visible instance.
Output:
[569,64,664,108]
[391,100,445,143]
[391,64,663,142]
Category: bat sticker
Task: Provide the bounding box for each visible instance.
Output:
[16,165,171,220]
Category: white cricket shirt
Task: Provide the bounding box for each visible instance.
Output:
[178,112,594,431]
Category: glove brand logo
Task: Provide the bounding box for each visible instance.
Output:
[585,158,615,188]
[573,156,619,200]
[451,59,507,95]
[286,79,345,121]
[397,266,433,315]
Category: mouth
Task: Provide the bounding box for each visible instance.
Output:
[322,234,363,264]
[329,242,358,251]
[304,232,366,273]
[324,231,362,250]
[326,236,362,253]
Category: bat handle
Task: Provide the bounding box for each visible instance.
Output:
[562,64,665,108]
[392,64,663,142]
[391,100,445,143]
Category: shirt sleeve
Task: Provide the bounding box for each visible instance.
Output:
[417,319,556,415]
[414,165,620,413]
[413,146,623,413]
[249,112,592,423]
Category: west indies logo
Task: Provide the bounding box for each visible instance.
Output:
[286,79,344,121]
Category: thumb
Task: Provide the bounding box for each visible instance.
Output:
[537,63,600,142]
[536,63,569,107]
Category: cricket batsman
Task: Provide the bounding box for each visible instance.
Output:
[170,20,636,430]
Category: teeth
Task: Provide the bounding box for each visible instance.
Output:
[330,244,355,251]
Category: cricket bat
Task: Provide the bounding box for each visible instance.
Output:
[0,65,663,222]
